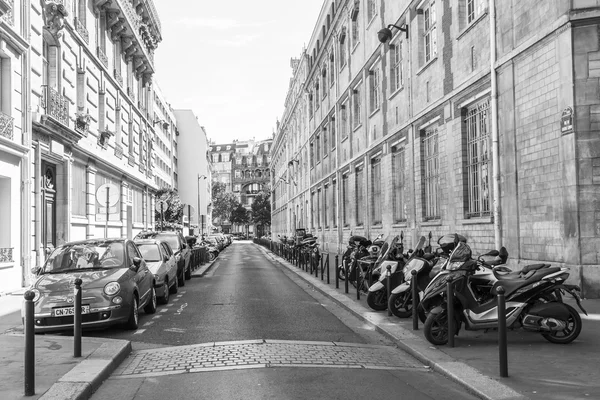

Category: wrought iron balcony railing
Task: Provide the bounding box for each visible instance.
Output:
[1,0,13,27]
[0,247,13,263]
[0,110,14,140]
[74,17,89,44]
[114,69,123,86]
[97,46,108,68]
[41,86,70,126]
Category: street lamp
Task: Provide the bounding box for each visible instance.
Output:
[377,24,409,43]
[198,174,207,236]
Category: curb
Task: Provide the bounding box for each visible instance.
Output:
[191,259,217,277]
[257,244,529,400]
[39,338,132,400]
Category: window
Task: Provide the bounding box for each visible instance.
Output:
[342,173,349,227]
[392,146,406,222]
[465,99,491,218]
[367,0,377,21]
[352,84,362,128]
[339,28,347,69]
[71,163,87,216]
[355,166,364,226]
[351,12,360,48]
[133,188,143,223]
[371,157,382,225]
[332,179,337,227]
[317,188,322,228]
[316,134,321,161]
[234,184,241,192]
[330,116,336,149]
[424,1,437,63]
[466,0,485,24]
[311,191,315,228]
[329,52,335,87]
[369,67,380,113]
[310,140,315,168]
[322,67,327,99]
[391,41,403,92]
[235,170,241,178]
[324,185,329,228]
[236,157,242,165]
[423,128,440,219]
[323,127,328,156]
[340,101,349,138]
[309,90,314,116]
[315,83,320,110]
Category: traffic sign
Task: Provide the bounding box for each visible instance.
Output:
[155,199,168,212]
[96,183,119,207]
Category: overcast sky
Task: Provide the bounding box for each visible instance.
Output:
[153,0,325,144]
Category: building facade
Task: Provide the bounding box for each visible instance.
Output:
[210,138,272,235]
[272,0,600,297]
[174,109,211,236]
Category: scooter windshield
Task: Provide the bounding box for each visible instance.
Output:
[373,235,398,267]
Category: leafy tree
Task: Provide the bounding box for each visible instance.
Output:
[230,203,250,225]
[251,191,271,228]
[212,181,238,225]
[154,188,183,230]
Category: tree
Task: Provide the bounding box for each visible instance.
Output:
[251,191,271,229]
[154,188,184,230]
[212,181,238,226]
[230,203,250,226]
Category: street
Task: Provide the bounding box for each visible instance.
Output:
[88,241,478,400]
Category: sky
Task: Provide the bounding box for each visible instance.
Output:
[152,0,325,144]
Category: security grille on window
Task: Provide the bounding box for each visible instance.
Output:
[392,146,406,222]
[423,128,440,219]
[371,157,382,225]
[465,99,491,217]
[424,1,437,63]
[355,166,364,226]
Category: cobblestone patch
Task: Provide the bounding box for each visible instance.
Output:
[111,339,426,379]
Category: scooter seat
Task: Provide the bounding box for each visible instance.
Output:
[491,267,561,297]
[521,263,551,274]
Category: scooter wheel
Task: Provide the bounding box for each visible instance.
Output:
[424,311,449,346]
[389,291,413,318]
[541,304,582,344]
[367,290,388,311]
[337,266,346,281]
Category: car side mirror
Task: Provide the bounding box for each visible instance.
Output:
[31,266,41,275]
[131,257,142,271]
[164,255,169,262]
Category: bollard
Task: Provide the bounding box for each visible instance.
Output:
[24,290,35,396]
[497,286,508,377]
[447,276,455,348]
[411,269,419,330]
[316,254,319,278]
[320,255,323,280]
[345,260,349,294]
[326,254,330,284]
[357,262,361,300]
[335,255,339,289]
[387,265,392,316]
[74,278,83,357]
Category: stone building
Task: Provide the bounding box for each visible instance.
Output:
[210,139,272,235]
[271,0,600,297]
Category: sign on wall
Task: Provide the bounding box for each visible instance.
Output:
[561,106,574,135]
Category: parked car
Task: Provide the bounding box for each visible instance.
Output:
[207,235,225,251]
[134,239,178,304]
[134,231,191,287]
[24,238,157,332]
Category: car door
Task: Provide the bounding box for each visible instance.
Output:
[127,241,152,306]
[161,242,176,283]
[178,233,191,269]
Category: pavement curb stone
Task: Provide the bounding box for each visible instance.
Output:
[257,243,529,400]
[39,339,131,400]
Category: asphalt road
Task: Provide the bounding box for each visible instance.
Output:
[88,241,478,400]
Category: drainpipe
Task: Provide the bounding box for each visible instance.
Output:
[35,140,42,268]
[490,0,501,249]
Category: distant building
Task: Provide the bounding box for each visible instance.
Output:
[210,139,272,235]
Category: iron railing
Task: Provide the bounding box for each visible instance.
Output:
[74,17,89,43]
[97,46,108,68]
[1,0,13,26]
[0,247,13,263]
[42,86,70,126]
[0,111,14,140]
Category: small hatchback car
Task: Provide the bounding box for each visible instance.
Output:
[23,238,157,332]
[134,238,178,304]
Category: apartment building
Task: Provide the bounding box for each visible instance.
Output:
[272,0,600,297]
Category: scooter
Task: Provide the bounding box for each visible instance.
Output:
[365,235,407,311]
[421,241,587,345]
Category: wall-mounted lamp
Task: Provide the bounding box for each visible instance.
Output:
[198,174,207,180]
[288,159,299,167]
[378,24,409,43]
[153,118,170,130]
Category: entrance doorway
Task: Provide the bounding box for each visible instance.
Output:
[41,163,56,257]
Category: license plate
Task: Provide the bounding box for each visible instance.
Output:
[52,305,90,317]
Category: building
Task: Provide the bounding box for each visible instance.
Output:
[152,84,177,190]
[272,0,600,297]
[174,109,211,236]
[210,138,272,235]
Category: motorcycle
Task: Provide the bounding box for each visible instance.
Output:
[337,234,383,282]
[421,240,587,345]
[347,234,385,293]
[365,235,407,311]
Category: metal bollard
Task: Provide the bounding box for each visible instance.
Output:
[326,254,330,284]
[387,265,392,316]
[357,262,361,300]
[412,269,419,330]
[447,277,455,348]
[320,256,323,280]
[335,255,339,289]
[74,278,83,357]
[316,254,319,278]
[497,286,508,377]
[24,290,35,396]
[344,260,349,294]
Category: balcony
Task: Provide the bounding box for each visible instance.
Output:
[0,0,13,27]
[0,247,13,263]
[0,111,14,140]
[74,17,89,43]
[114,69,123,86]
[97,46,108,68]
[41,86,69,127]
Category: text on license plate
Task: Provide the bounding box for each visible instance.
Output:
[53,305,90,316]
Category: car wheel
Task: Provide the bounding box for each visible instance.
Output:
[169,275,178,294]
[144,286,157,314]
[185,262,192,280]
[125,296,139,330]
[208,252,216,261]
[159,281,169,305]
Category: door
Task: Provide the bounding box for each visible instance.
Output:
[41,163,56,258]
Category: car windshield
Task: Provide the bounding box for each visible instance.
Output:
[136,243,161,262]
[42,241,126,273]
[155,235,180,251]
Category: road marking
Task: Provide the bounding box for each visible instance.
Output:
[175,302,188,315]
[160,308,169,313]
[143,321,154,327]
[164,327,186,333]
[133,329,146,335]
[152,315,162,320]
[172,298,180,302]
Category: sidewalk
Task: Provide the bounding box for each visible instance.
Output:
[258,244,600,400]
